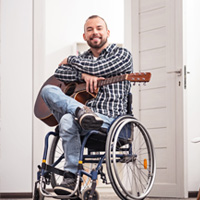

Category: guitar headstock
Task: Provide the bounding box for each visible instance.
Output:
[126,72,151,83]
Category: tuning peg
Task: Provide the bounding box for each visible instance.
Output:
[143,82,146,86]
[132,82,136,86]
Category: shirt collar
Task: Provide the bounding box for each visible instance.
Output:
[105,43,117,53]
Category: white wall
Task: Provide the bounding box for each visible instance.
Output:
[0,0,32,193]
[186,0,200,191]
[1,0,124,194]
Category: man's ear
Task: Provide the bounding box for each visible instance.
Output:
[107,30,110,38]
[83,33,86,41]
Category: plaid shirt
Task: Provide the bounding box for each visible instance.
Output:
[54,44,133,117]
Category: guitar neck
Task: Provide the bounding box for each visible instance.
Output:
[98,74,126,87]
[75,72,151,93]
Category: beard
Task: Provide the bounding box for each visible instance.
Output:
[86,37,108,49]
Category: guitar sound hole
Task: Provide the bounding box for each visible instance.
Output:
[65,84,76,96]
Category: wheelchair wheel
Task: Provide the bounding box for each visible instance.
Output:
[106,116,156,200]
[49,134,95,191]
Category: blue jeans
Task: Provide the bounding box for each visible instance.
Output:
[41,85,115,174]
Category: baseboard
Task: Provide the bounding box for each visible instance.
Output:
[0,193,32,199]
[0,191,198,198]
[188,191,198,198]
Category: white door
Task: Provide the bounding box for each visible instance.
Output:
[124,0,187,197]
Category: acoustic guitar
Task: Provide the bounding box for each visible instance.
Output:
[34,72,151,126]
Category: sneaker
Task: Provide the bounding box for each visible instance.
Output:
[54,171,76,195]
[75,106,103,130]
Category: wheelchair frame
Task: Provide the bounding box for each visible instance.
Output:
[34,117,156,200]
[34,95,156,200]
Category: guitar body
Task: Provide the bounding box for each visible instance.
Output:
[34,75,95,126]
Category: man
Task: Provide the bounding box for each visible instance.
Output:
[41,15,133,195]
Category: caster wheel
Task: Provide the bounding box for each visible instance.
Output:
[82,188,99,200]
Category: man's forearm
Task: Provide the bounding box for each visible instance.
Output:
[54,65,82,82]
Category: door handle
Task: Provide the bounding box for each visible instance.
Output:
[167,69,182,76]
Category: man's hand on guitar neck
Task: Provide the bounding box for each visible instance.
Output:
[82,73,105,94]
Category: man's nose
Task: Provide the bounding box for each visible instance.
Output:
[93,28,98,34]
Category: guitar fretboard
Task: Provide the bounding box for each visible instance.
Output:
[98,74,126,87]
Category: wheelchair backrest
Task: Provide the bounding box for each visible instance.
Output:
[127,93,133,115]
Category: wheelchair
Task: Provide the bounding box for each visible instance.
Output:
[33,93,156,200]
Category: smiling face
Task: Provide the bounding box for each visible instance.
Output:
[83,16,110,50]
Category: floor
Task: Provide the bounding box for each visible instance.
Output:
[0,197,197,200]
[0,198,197,200]
[0,191,198,200]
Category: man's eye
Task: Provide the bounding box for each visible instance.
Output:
[97,26,103,31]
